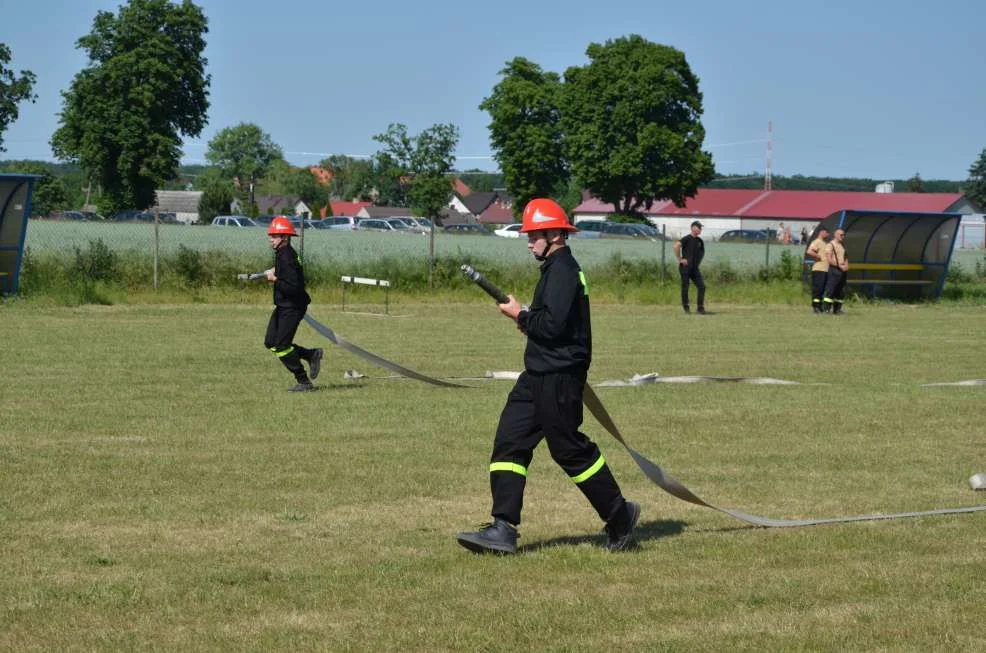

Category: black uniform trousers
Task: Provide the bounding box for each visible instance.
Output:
[264,306,315,382]
[679,265,705,310]
[811,270,828,311]
[489,370,625,527]
[823,269,847,313]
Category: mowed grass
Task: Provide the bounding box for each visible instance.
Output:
[1,301,985,651]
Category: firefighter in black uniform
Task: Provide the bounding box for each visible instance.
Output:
[674,220,706,314]
[264,216,323,392]
[457,198,640,555]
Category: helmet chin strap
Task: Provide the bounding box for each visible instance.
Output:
[533,231,558,261]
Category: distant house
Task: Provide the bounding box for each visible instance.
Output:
[324,200,372,218]
[573,189,976,241]
[231,195,313,218]
[456,191,515,225]
[153,190,204,225]
[478,202,514,225]
[439,207,476,225]
[448,195,471,214]
[357,205,412,219]
[453,178,472,197]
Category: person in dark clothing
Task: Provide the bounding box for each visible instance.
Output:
[457,198,640,555]
[263,216,323,392]
[674,220,706,314]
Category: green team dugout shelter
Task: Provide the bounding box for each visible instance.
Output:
[807,209,961,300]
[0,173,39,296]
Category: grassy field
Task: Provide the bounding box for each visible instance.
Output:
[2,301,985,651]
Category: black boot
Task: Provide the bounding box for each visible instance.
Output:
[288,381,315,392]
[604,500,641,552]
[457,518,518,554]
[309,348,324,380]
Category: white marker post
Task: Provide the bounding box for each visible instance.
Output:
[341,275,391,314]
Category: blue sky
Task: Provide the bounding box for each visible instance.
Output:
[3,0,984,180]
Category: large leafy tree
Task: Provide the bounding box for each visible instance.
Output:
[373,123,459,284]
[319,154,374,201]
[0,44,37,153]
[480,57,566,218]
[50,0,210,214]
[205,122,282,207]
[907,172,925,193]
[561,35,714,216]
[195,168,234,223]
[262,160,325,214]
[965,148,986,211]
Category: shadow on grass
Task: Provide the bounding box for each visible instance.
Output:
[520,518,688,553]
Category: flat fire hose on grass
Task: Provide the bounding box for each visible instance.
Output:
[460,264,986,528]
[303,314,467,388]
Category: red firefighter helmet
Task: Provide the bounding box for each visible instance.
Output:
[519,198,578,233]
[267,216,297,236]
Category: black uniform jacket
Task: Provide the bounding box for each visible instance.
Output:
[679,234,705,268]
[516,246,591,375]
[273,243,311,309]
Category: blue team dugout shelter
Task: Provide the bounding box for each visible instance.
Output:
[0,173,39,296]
[806,209,961,300]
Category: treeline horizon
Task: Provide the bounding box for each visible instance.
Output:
[0,158,968,198]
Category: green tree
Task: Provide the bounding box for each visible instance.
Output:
[50,0,210,215]
[204,122,282,208]
[319,154,374,201]
[195,168,234,223]
[373,123,459,284]
[0,44,37,153]
[907,172,925,193]
[561,35,714,215]
[480,57,566,218]
[456,169,503,194]
[965,148,986,211]
[263,160,326,215]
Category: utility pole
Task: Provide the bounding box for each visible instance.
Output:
[764,120,773,192]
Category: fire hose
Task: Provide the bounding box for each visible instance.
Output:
[458,264,986,527]
[244,269,986,526]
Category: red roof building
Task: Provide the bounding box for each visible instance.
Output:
[573,189,975,240]
[323,200,372,218]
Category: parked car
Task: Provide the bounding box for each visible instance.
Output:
[254,215,276,226]
[357,218,407,233]
[392,217,430,233]
[288,218,319,230]
[49,210,105,221]
[493,223,523,238]
[405,217,433,230]
[573,220,605,238]
[599,222,665,240]
[113,210,177,223]
[719,229,769,243]
[211,215,259,227]
[443,223,491,235]
[320,216,361,231]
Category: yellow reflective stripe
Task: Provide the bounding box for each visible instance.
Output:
[272,346,295,358]
[571,455,605,484]
[579,271,589,296]
[490,462,527,477]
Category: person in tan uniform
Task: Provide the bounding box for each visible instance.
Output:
[805,226,830,313]
[822,228,849,314]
